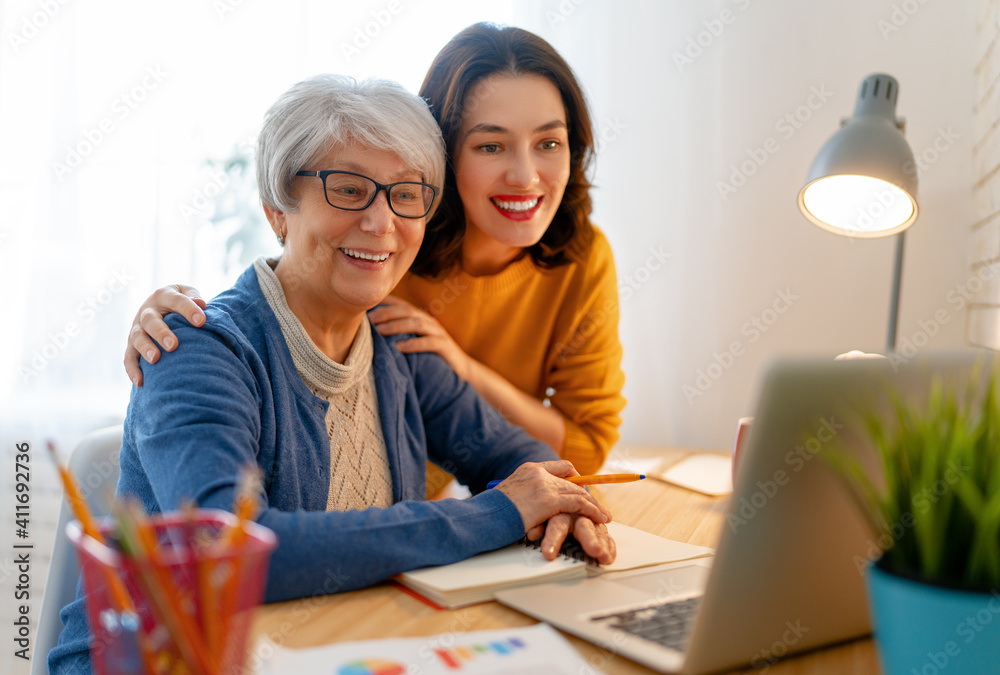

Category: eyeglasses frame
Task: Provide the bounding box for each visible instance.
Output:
[294,170,439,219]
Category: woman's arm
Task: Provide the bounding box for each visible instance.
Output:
[128,314,613,598]
[370,296,566,452]
[123,285,206,386]
[543,233,626,475]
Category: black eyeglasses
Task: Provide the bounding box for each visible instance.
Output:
[295,170,439,219]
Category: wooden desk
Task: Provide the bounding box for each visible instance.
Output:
[250,446,881,674]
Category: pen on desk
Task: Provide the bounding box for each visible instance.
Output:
[486,473,645,489]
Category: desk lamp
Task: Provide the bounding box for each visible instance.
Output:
[797,73,919,352]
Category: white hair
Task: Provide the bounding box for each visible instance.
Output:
[256,74,445,216]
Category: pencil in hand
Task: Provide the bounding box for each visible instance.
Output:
[565,473,646,485]
[486,473,646,489]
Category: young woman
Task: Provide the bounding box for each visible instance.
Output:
[124,23,626,488]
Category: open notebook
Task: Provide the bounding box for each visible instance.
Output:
[396,522,713,609]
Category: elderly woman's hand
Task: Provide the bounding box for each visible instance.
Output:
[538,513,616,564]
[370,295,473,380]
[494,460,615,560]
[124,285,207,386]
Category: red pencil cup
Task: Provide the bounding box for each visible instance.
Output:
[67,508,277,675]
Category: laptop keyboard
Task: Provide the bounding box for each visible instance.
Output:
[590,596,701,651]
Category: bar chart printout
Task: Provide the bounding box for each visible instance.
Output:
[258,624,590,674]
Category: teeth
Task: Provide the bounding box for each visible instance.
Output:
[492,197,539,212]
[342,248,389,262]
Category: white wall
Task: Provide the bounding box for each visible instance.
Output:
[550,0,977,449]
[970,0,1000,345]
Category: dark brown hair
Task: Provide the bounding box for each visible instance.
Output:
[411,22,595,277]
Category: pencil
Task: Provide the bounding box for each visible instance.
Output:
[115,500,215,675]
[46,442,136,612]
[219,465,260,547]
[183,500,219,663]
[215,465,262,663]
[566,473,646,485]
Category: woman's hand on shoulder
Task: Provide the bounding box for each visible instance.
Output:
[369,295,472,380]
[125,285,207,387]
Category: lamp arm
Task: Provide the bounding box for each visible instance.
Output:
[887,231,905,353]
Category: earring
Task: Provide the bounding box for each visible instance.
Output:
[276,228,285,245]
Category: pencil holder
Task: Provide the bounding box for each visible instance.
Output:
[67,508,277,675]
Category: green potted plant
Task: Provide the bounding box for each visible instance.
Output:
[825,367,1000,675]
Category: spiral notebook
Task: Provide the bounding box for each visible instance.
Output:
[396,522,713,609]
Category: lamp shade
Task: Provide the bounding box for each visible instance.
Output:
[798,73,918,238]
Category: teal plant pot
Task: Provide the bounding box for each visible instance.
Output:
[866,560,1000,675]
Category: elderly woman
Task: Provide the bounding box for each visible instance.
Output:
[48,74,614,674]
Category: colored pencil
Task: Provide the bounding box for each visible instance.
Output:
[215,465,262,664]
[565,473,646,485]
[114,500,214,675]
[46,442,134,612]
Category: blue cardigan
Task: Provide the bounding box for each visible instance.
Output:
[49,264,558,674]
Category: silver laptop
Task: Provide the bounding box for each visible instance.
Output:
[497,351,992,673]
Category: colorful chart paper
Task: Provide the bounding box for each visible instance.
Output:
[336,659,406,675]
[256,624,590,675]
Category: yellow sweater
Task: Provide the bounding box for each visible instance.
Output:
[393,226,626,476]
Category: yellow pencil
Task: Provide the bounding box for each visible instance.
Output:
[47,443,166,673]
[219,465,261,547]
[116,500,215,675]
[46,442,135,612]
[215,465,262,664]
[566,473,646,485]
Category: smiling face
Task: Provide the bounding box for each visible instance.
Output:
[266,144,426,324]
[453,73,571,273]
